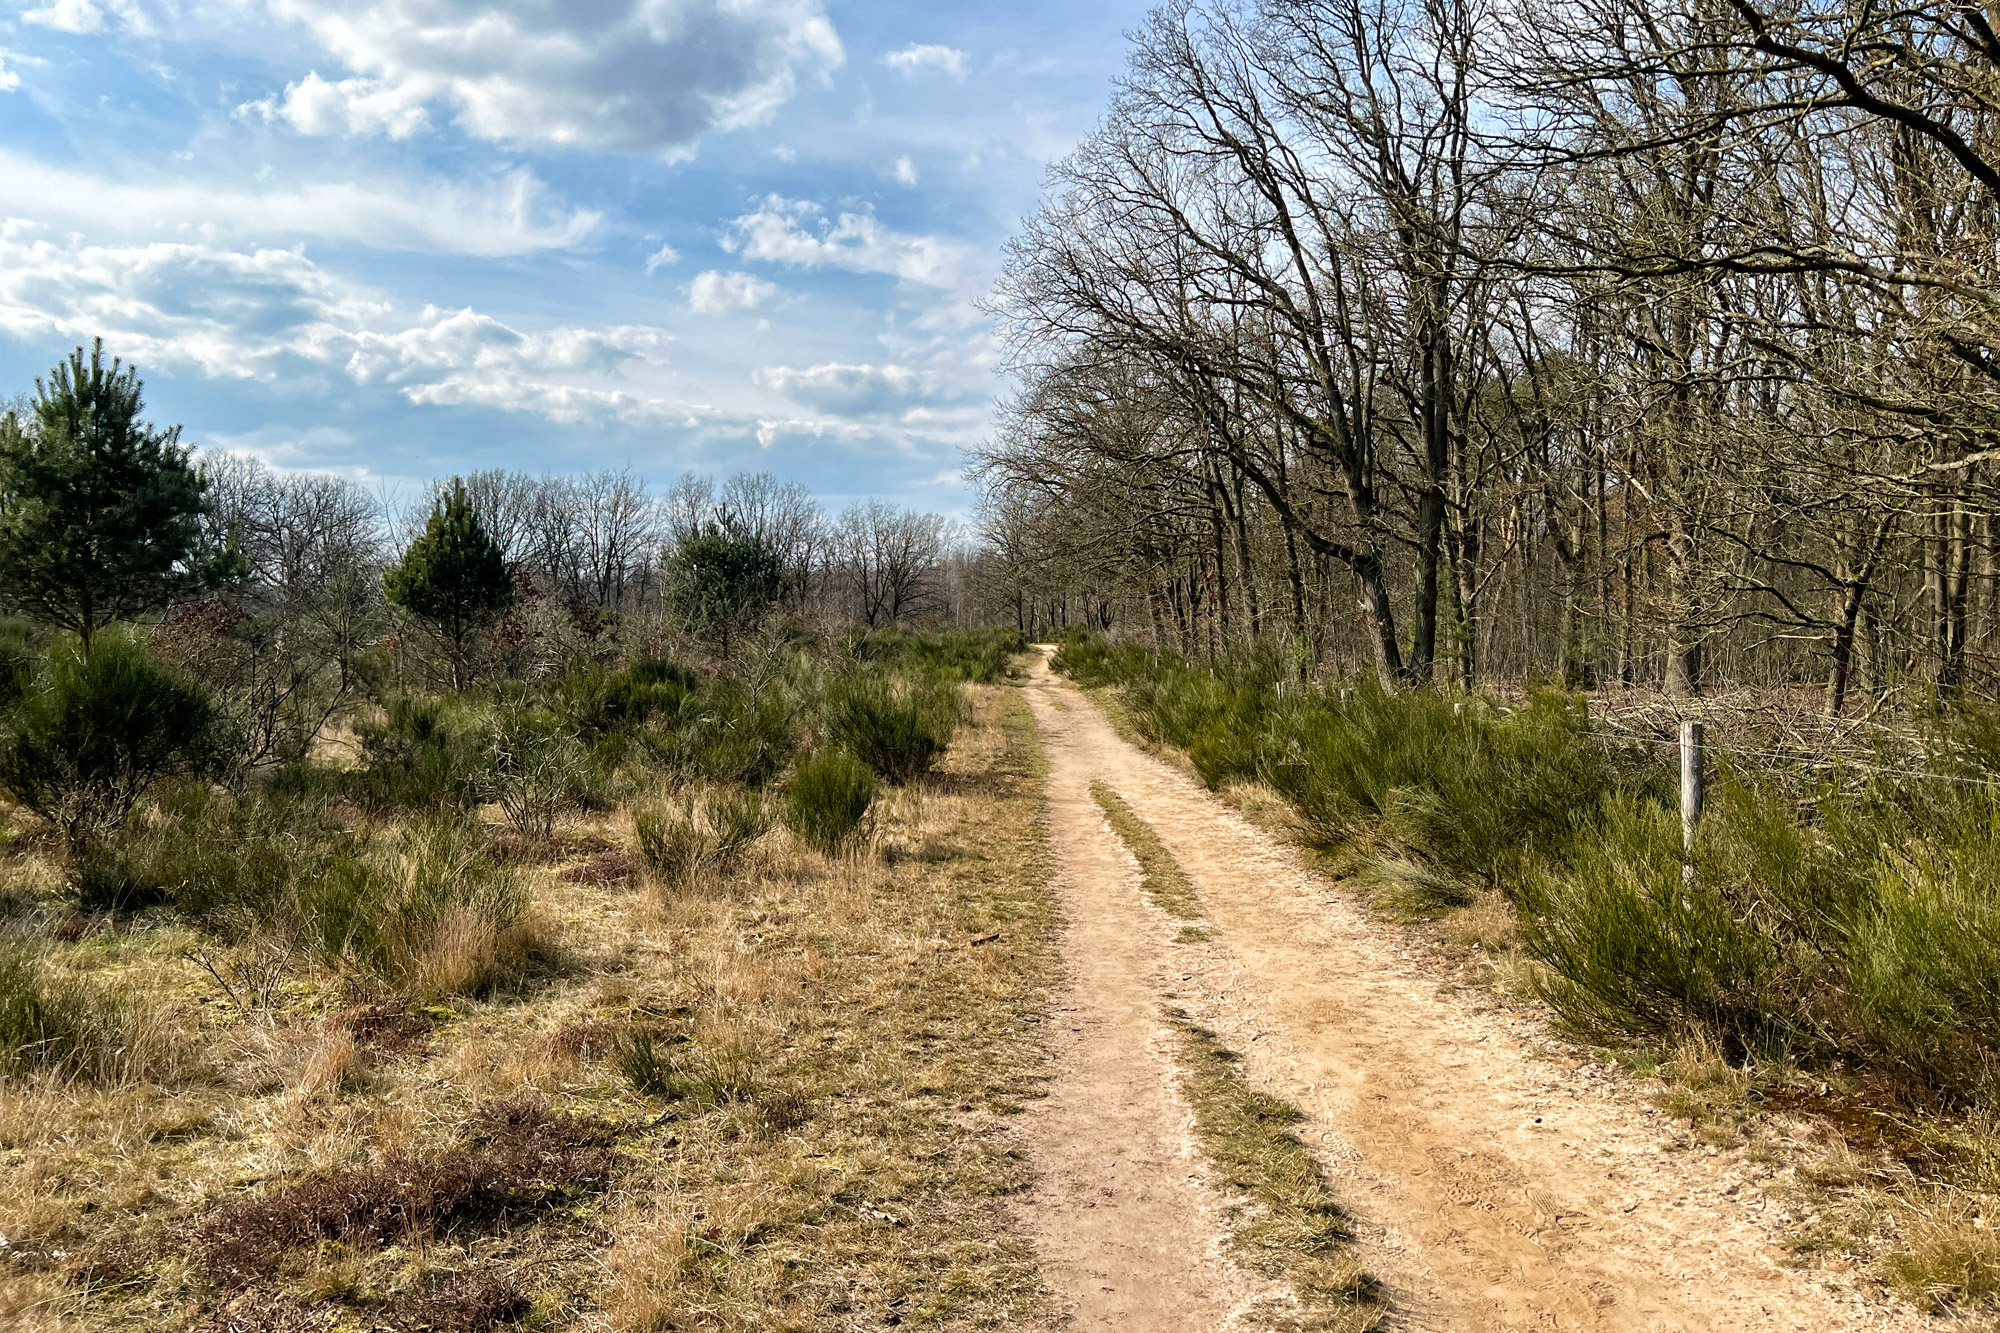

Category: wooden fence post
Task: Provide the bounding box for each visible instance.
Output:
[1680,720,1705,882]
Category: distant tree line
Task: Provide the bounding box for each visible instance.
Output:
[977,0,2000,709]
[0,339,987,772]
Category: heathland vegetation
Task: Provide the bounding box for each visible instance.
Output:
[0,340,1052,1331]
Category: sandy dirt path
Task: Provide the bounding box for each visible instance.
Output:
[1018,652,1905,1332]
[1013,680,1283,1330]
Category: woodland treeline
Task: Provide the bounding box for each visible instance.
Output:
[977,0,2000,710]
[185,457,977,757]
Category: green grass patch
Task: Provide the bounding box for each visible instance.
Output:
[1090,781,1203,920]
[1170,1012,1383,1329]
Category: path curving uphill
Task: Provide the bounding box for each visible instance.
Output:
[1014,649,1898,1332]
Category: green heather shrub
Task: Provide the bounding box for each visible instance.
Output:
[823,670,961,785]
[1048,629,1156,687]
[1834,778,2000,1098]
[782,750,875,853]
[550,655,696,749]
[1522,796,1791,1058]
[78,783,357,932]
[847,628,1028,684]
[643,677,797,788]
[1270,684,1649,886]
[353,694,493,810]
[0,632,229,850]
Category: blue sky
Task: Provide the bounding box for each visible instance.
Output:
[0,0,1147,512]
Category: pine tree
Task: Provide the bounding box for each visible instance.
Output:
[664,521,785,659]
[0,340,243,651]
[384,480,516,689]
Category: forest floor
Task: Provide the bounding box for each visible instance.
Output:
[1014,647,1923,1332]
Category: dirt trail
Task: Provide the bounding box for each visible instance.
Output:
[1017,652,1903,1332]
[1014,684,1283,1330]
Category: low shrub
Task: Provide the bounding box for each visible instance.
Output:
[782,749,875,854]
[823,670,961,785]
[643,677,798,788]
[352,694,493,810]
[846,628,1028,683]
[1267,684,1649,886]
[199,1098,617,1283]
[0,632,230,850]
[1048,629,1158,687]
[550,655,696,744]
[81,783,357,934]
[634,787,770,887]
[1522,796,1794,1058]
[484,708,589,840]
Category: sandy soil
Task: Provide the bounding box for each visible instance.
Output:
[1015,651,1909,1332]
[1012,670,1284,1330]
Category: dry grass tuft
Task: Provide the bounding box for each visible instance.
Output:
[1882,1194,2000,1312]
[286,1028,360,1105]
[409,904,551,1001]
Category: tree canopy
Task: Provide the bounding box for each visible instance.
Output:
[664,521,785,657]
[384,479,516,688]
[0,340,242,649]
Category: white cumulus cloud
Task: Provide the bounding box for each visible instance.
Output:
[0,234,690,427]
[687,269,777,315]
[243,0,845,154]
[754,361,929,415]
[723,196,967,287]
[240,70,432,139]
[644,242,681,274]
[892,155,917,187]
[882,43,965,79]
[22,0,112,33]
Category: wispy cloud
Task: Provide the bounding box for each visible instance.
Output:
[724,196,968,287]
[883,43,967,80]
[0,47,48,93]
[0,153,597,257]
